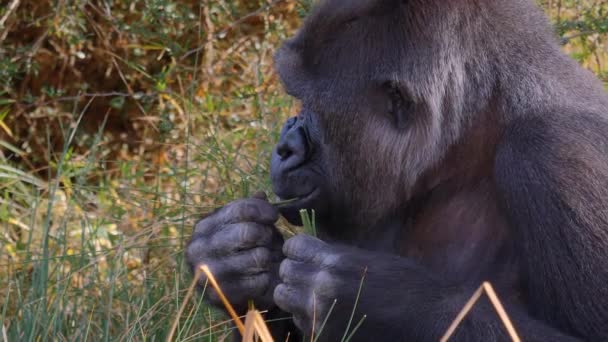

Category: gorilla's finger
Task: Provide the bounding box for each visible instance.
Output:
[193,199,279,236]
[185,238,211,267]
[213,247,273,276]
[283,234,327,262]
[274,283,310,318]
[207,273,271,304]
[209,223,274,254]
[187,242,272,277]
[222,199,279,225]
[279,259,316,285]
[251,191,268,201]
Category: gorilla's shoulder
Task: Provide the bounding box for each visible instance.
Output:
[495,111,608,194]
[499,112,608,153]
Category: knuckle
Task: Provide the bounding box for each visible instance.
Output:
[250,247,271,269]
[237,223,271,246]
[238,223,255,242]
[313,270,338,297]
[320,251,342,267]
[243,202,261,219]
[238,198,278,222]
[278,259,292,280]
[193,218,213,235]
[229,200,260,220]
[203,263,223,280]
[241,273,270,295]
[185,239,208,264]
[273,284,287,304]
[284,235,304,254]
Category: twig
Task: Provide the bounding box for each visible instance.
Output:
[198,0,216,93]
[179,0,286,61]
[252,310,275,342]
[216,0,286,38]
[2,323,8,342]
[243,311,257,342]
[167,265,250,341]
[199,265,246,335]
[0,0,21,28]
[439,282,520,342]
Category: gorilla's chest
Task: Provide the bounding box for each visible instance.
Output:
[400,180,517,284]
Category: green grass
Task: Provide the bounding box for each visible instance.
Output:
[0,91,294,341]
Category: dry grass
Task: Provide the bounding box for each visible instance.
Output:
[171,265,272,342]
[440,282,521,342]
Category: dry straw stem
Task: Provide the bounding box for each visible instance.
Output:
[243,310,275,342]
[168,264,275,342]
[440,282,521,342]
[198,265,247,334]
[167,264,245,341]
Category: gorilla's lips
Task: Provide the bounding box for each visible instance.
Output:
[274,188,321,225]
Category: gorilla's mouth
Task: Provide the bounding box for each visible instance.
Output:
[274,188,321,224]
[275,188,320,208]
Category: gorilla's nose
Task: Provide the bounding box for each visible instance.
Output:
[275,117,309,169]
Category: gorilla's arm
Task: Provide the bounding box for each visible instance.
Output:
[495,116,608,341]
[274,235,580,341]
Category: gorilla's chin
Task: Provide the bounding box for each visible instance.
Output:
[275,188,322,226]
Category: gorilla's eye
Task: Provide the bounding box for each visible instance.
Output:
[385,82,414,129]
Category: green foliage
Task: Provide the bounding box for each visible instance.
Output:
[299,209,317,237]
[0,1,299,340]
[539,0,608,84]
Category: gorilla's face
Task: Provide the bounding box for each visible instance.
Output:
[270,92,417,230]
[269,78,415,229]
[269,4,470,230]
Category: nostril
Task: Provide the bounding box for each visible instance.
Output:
[277,144,293,160]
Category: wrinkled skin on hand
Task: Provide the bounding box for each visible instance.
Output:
[274,234,358,335]
[274,234,388,340]
[273,234,454,341]
[185,192,284,314]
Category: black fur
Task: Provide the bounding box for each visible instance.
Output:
[186,0,608,340]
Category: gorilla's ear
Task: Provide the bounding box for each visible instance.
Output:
[384,81,416,130]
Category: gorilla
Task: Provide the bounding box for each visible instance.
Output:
[186,0,608,340]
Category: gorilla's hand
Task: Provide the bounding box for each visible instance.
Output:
[274,234,439,341]
[186,192,284,314]
[273,234,372,339]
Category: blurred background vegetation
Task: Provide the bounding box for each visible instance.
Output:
[0,0,606,340]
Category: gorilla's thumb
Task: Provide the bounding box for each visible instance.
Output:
[251,191,268,201]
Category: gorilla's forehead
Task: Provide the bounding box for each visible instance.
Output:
[274,3,404,102]
[274,41,380,116]
[299,0,402,44]
[274,13,434,112]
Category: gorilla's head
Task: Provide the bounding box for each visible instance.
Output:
[269,0,553,231]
